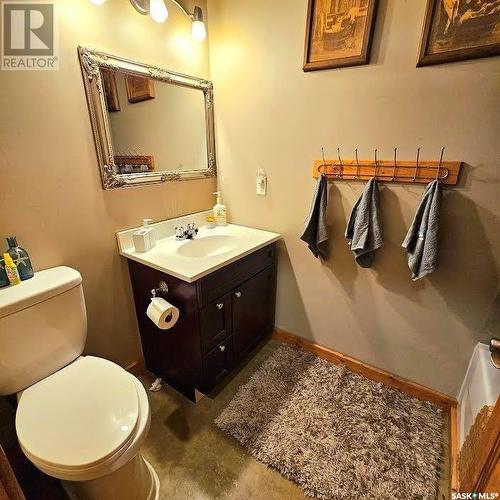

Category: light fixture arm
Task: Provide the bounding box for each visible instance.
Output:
[129,0,150,15]
[169,0,195,21]
[129,0,202,22]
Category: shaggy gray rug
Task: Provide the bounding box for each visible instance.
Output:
[215,345,445,500]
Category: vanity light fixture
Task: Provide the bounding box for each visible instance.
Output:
[89,0,106,5]
[149,0,168,23]
[191,6,207,42]
[127,0,207,40]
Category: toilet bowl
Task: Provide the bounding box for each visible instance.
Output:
[0,267,159,500]
[17,357,159,499]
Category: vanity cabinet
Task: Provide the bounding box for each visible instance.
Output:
[127,243,277,401]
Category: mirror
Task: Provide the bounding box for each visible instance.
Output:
[78,47,216,190]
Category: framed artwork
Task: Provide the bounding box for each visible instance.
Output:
[125,75,156,103]
[417,0,500,67]
[303,0,378,71]
[101,69,120,112]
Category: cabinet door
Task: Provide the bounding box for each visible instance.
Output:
[232,266,275,361]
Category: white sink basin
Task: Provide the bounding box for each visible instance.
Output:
[117,217,281,283]
[176,235,239,259]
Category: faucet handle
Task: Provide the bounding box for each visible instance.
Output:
[187,223,198,236]
[175,226,185,240]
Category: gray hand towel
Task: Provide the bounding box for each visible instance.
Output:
[402,179,443,281]
[345,177,383,268]
[300,174,329,259]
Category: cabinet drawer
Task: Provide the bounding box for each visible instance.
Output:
[197,243,276,307]
[202,336,234,392]
[199,293,231,353]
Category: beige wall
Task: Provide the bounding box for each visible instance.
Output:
[0,0,215,367]
[208,0,500,395]
[110,72,207,171]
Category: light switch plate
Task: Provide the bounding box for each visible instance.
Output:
[256,169,267,196]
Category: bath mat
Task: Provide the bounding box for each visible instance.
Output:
[215,344,445,500]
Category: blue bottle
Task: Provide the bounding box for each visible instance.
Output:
[0,255,8,288]
[6,236,34,281]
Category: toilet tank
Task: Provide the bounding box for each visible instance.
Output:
[0,266,87,395]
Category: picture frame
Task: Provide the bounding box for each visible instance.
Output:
[125,75,156,103]
[417,0,500,67]
[101,69,120,112]
[303,0,378,72]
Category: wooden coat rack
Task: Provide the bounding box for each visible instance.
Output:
[313,148,462,186]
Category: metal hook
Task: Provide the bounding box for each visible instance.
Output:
[337,147,343,178]
[374,148,379,179]
[436,147,445,180]
[413,147,421,181]
[392,148,398,181]
[320,146,327,175]
[355,148,360,179]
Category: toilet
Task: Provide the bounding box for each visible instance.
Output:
[0,266,159,500]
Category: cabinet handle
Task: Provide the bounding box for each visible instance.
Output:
[234,291,242,298]
[216,303,224,310]
[219,345,226,352]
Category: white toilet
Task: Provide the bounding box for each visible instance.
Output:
[0,266,159,500]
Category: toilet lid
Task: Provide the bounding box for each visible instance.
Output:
[16,356,140,469]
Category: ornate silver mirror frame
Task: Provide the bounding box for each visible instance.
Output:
[78,46,216,190]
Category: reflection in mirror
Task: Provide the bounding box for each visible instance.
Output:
[78,46,216,190]
[101,69,207,175]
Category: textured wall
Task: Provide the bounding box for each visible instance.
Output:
[0,0,215,368]
[207,0,500,395]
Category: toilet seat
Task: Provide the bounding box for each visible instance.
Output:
[16,356,145,479]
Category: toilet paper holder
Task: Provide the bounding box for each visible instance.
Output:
[151,281,169,299]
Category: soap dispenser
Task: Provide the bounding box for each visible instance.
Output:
[133,219,156,253]
[213,192,227,226]
[5,236,34,281]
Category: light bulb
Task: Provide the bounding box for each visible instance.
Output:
[90,0,106,5]
[150,0,168,23]
[192,20,206,41]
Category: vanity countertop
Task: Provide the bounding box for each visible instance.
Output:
[117,214,280,283]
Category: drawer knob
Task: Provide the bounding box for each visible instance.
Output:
[219,345,226,352]
[234,291,242,298]
[216,303,224,310]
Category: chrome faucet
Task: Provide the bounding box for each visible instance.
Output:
[175,223,198,240]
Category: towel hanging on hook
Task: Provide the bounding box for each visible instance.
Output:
[300,148,329,259]
[402,148,445,280]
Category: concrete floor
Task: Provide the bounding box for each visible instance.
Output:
[140,339,451,500]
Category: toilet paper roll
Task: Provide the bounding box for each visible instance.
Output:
[146,297,180,330]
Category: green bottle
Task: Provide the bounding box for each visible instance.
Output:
[6,236,34,281]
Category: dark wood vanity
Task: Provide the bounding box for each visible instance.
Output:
[128,243,277,401]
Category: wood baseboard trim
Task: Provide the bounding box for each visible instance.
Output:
[272,329,457,409]
[126,359,146,376]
